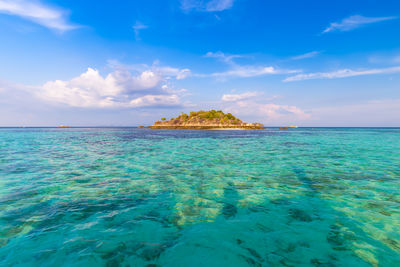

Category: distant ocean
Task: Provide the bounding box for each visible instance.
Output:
[0,127,399,266]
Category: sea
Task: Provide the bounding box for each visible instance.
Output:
[0,127,399,266]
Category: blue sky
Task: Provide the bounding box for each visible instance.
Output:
[0,0,399,126]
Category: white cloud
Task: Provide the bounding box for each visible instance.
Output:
[204,51,299,79]
[107,59,191,80]
[291,51,320,60]
[0,0,77,31]
[129,94,180,108]
[323,15,397,33]
[284,66,400,82]
[211,66,278,78]
[206,0,234,12]
[132,21,148,40]
[222,91,262,102]
[181,0,234,12]
[157,66,191,80]
[223,100,310,124]
[205,51,242,64]
[219,90,310,124]
[207,65,300,78]
[38,68,184,108]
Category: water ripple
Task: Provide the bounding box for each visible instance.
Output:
[0,128,399,266]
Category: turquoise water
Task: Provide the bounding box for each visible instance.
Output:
[0,127,399,266]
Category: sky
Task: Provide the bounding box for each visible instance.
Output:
[0,0,399,127]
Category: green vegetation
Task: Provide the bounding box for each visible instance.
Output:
[180,112,188,120]
[164,110,242,123]
[152,109,263,129]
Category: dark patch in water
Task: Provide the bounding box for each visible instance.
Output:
[222,203,237,219]
[9,167,30,174]
[292,167,318,194]
[279,258,295,267]
[248,205,269,213]
[282,142,308,146]
[326,224,356,251]
[0,238,8,248]
[245,247,263,262]
[166,214,181,228]
[283,243,296,253]
[310,258,335,267]
[101,251,126,267]
[221,182,240,219]
[135,211,173,228]
[289,208,312,222]
[106,257,123,267]
[74,178,91,183]
[270,198,291,205]
[239,254,262,267]
[255,223,271,233]
[298,241,310,248]
[364,202,384,209]
[382,238,400,251]
[140,244,166,261]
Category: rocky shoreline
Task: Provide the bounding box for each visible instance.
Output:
[148,125,264,130]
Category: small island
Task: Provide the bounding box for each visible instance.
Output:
[147,110,264,130]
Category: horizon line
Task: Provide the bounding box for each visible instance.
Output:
[0,126,399,128]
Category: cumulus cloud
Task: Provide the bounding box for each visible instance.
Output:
[0,0,77,31]
[38,68,185,108]
[284,66,400,82]
[181,0,234,12]
[222,91,262,102]
[323,15,397,33]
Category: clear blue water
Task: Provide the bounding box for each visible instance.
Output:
[0,127,399,266]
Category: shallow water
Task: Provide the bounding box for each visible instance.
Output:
[0,127,399,266]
